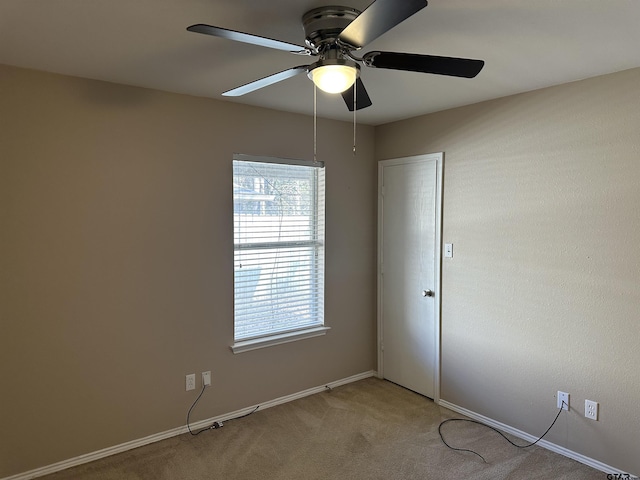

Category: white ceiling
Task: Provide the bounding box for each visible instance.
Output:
[2,0,640,125]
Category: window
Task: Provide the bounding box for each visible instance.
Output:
[231,154,327,353]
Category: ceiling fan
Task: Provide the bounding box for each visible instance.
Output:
[187,0,484,111]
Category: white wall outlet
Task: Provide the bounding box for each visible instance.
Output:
[585,399,599,420]
[186,373,196,391]
[202,371,211,387]
[557,391,569,411]
[444,243,453,258]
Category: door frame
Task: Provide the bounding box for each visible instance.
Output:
[377,152,443,402]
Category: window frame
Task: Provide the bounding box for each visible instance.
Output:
[230,154,329,354]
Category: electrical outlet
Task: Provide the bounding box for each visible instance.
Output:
[186,373,196,391]
[557,391,569,411]
[202,371,211,387]
[585,400,599,420]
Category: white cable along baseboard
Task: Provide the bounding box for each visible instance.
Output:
[437,399,632,477]
[3,371,377,480]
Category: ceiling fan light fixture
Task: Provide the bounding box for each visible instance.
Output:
[308,59,359,94]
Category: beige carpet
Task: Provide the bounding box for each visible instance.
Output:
[42,378,604,479]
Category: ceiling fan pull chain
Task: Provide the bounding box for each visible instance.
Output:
[353,82,357,155]
[313,83,318,164]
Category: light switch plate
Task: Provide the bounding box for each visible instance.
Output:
[444,243,453,258]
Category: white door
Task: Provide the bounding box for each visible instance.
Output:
[378,154,442,399]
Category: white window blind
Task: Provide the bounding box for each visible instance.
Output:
[233,155,325,343]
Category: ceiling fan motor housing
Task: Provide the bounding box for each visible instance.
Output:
[302,6,361,51]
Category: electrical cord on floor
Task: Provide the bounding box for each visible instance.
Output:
[186,384,260,436]
[186,384,214,436]
[225,405,260,423]
[438,400,568,463]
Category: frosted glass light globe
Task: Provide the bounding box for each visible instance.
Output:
[309,64,357,94]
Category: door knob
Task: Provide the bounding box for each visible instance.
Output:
[422,289,434,297]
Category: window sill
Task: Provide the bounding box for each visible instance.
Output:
[231,326,331,354]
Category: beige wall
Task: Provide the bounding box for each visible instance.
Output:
[376,67,640,475]
[3,61,639,478]
[0,64,377,477]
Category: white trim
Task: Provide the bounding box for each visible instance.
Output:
[437,399,633,477]
[3,370,376,480]
[377,161,384,380]
[233,153,324,168]
[433,154,443,403]
[377,152,443,402]
[230,326,330,354]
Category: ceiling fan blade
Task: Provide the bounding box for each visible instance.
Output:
[338,0,427,49]
[187,24,311,54]
[222,65,309,96]
[363,51,485,78]
[341,78,373,111]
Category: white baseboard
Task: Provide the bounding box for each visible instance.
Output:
[437,399,633,477]
[3,370,377,480]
